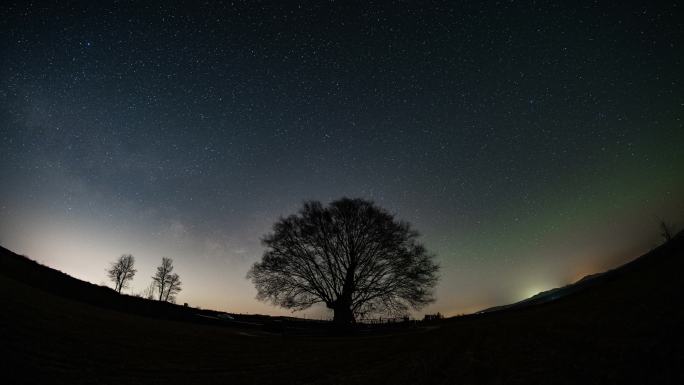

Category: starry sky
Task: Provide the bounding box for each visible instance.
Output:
[1,1,683,317]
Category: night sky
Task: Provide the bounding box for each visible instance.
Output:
[1,2,682,317]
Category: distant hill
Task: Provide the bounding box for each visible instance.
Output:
[478,271,610,314]
[0,245,299,328]
[479,233,681,314]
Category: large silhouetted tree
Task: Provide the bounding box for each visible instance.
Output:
[248,198,440,324]
[107,254,137,294]
[152,257,181,302]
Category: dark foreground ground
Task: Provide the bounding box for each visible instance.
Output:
[1,234,683,384]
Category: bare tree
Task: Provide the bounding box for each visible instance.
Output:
[107,254,137,294]
[659,219,675,243]
[248,198,440,324]
[163,273,182,303]
[152,257,182,302]
[142,281,157,300]
[152,257,173,301]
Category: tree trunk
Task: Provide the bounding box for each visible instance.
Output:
[332,301,354,324]
[333,263,356,324]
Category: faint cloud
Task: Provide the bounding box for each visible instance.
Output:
[202,236,256,266]
[167,219,187,238]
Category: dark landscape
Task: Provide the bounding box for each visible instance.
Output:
[2,231,683,384]
[2,2,683,384]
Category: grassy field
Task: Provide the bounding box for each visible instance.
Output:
[1,235,683,384]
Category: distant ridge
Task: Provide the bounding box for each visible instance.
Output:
[479,230,684,314]
[0,245,285,327]
[479,273,605,314]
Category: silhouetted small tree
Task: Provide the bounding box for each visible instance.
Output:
[107,254,137,294]
[142,281,157,300]
[659,219,675,243]
[248,198,440,324]
[163,273,182,303]
[152,257,181,302]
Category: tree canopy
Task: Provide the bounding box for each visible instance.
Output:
[248,198,439,323]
